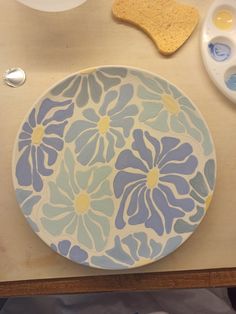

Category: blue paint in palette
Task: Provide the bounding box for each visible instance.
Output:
[226,73,236,91]
[208,42,231,62]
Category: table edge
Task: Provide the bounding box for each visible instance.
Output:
[1,268,236,297]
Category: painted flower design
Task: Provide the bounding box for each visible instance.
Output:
[16,98,74,192]
[131,70,213,156]
[15,188,41,233]
[50,67,128,107]
[189,159,216,221]
[114,129,198,235]
[91,233,182,270]
[51,240,88,265]
[41,148,114,252]
[65,84,138,165]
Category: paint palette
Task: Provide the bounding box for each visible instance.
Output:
[201,0,236,103]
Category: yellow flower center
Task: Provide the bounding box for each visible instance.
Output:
[75,192,90,214]
[31,125,45,145]
[147,168,159,189]
[98,116,110,135]
[162,94,180,114]
[205,194,212,211]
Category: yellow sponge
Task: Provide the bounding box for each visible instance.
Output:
[112,0,199,55]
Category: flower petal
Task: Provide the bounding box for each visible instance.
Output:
[204,159,215,191]
[144,132,161,166]
[158,143,193,168]
[178,112,201,142]
[190,206,205,223]
[77,216,93,249]
[45,121,68,137]
[89,210,110,237]
[75,129,98,154]
[48,182,73,206]
[170,115,185,133]
[56,161,74,199]
[150,240,162,259]
[96,71,121,92]
[77,134,99,165]
[76,169,92,190]
[138,85,162,101]
[100,67,127,77]
[99,90,118,116]
[42,103,74,126]
[69,245,88,263]
[19,132,31,140]
[66,215,78,234]
[41,213,74,236]
[82,108,99,122]
[88,74,102,103]
[133,129,153,169]
[134,232,151,258]
[108,84,134,116]
[18,140,31,151]
[42,204,73,218]
[157,137,180,164]
[90,137,106,165]
[43,137,64,151]
[122,235,139,261]
[28,108,36,128]
[76,77,89,107]
[115,149,148,173]
[128,187,149,225]
[63,76,81,97]
[16,146,32,187]
[190,172,208,197]
[87,166,112,193]
[91,255,126,270]
[160,155,198,175]
[22,121,32,134]
[179,96,195,110]
[159,175,190,195]
[131,70,163,94]
[22,195,41,215]
[106,236,134,265]
[31,146,43,192]
[91,198,114,217]
[160,236,183,258]
[110,128,125,148]
[159,184,194,212]
[115,181,145,229]
[113,171,146,198]
[91,180,112,199]
[145,190,164,236]
[152,188,184,233]
[64,148,79,194]
[15,189,32,204]
[127,183,144,216]
[65,120,96,143]
[58,240,71,256]
[84,215,106,252]
[110,117,134,138]
[146,110,169,132]
[111,105,138,120]
[37,147,53,177]
[139,102,163,122]
[106,133,115,162]
[37,98,72,124]
[40,143,57,166]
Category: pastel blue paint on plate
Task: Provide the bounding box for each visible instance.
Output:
[208,42,231,62]
[226,73,236,91]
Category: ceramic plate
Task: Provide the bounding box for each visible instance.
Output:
[16,0,87,12]
[201,0,236,103]
[13,66,216,270]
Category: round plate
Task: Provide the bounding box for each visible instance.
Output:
[16,0,87,12]
[13,66,216,270]
[201,0,236,103]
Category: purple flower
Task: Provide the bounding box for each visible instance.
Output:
[51,240,88,264]
[16,98,74,192]
[113,129,198,235]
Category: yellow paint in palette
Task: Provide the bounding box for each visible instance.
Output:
[213,9,233,30]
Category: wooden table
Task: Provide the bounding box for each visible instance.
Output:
[0,0,236,297]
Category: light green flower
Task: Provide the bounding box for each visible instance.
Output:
[41,148,114,252]
[131,70,213,156]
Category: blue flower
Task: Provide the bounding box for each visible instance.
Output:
[131,70,213,156]
[41,148,115,252]
[114,129,198,235]
[91,233,183,270]
[51,240,88,265]
[50,67,128,107]
[65,84,138,165]
[15,98,74,192]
